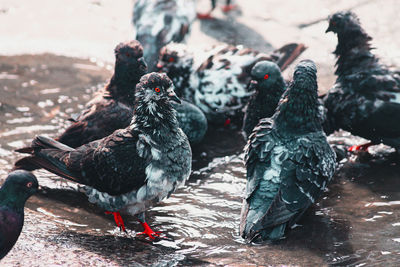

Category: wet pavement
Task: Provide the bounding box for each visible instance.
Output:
[1,0,400,266]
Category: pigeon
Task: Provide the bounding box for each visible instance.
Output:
[242,60,286,139]
[173,100,208,144]
[323,11,400,152]
[56,40,147,148]
[133,0,196,71]
[157,42,306,125]
[197,0,236,20]
[14,73,192,239]
[0,170,38,259]
[240,60,336,242]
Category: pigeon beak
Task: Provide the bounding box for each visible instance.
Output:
[138,57,147,70]
[156,63,163,70]
[167,86,181,104]
[325,25,332,33]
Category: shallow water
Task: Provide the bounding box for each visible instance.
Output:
[1,54,400,266]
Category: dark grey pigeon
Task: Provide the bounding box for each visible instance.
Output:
[323,11,400,152]
[242,61,286,139]
[133,0,196,71]
[0,170,38,259]
[173,100,208,144]
[14,73,192,239]
[240,60,336,242]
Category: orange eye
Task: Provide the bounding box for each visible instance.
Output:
[155,87,160,92]
[26,182,33,188]
[331,21,336,26]
[168,57,174,63]
[264,74,269,80]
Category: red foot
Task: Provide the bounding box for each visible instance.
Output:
[224,118,231,127]
[105,211,126,232]
[348,142,372,152]
[197,12,214,20]
[137,222,161,239]
[221,4,236,12]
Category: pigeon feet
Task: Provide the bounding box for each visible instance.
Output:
[137,222,161,239]
[105,211,126,232]
[197,12,214,20]
[221,4,236,12]
[348,142,372,152]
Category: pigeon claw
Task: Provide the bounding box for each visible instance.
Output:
[138,222,161,239]
[197,12,214,20]
[105,211,126,232]
[348,142,372,152]
[221,4,236,12]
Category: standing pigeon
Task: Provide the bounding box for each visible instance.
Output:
[56,40,147,148]
[0,170,38,259]
[240,60,336,242]
[157,42,306,125]
[133,0,196,71]
[242,61,286,139]
[14,73,192,239]
[323,11,400,152]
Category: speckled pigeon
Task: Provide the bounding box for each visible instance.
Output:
[157,42,306,125]
[240,60,336,242]
[0,170,38,259]
[323,11,400,152]
[133,0,196,71]
[14,73,192,239]
[242,60,286,139]
[197,0,236,19]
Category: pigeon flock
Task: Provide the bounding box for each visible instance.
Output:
[0,1,398,261]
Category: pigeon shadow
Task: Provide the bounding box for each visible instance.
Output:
[48,231,209,266]
[198,17,274,53]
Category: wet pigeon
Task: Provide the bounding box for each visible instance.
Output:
[173,100,208,144]
[0,170,38,259]
[242,61,286,139]
[240,60,336,242]
[14,73,192,239]
[197,0,236,19]
[157,43,306,125]
[323,11,400,152]
[56,40,147,148]
[133,0,196,71]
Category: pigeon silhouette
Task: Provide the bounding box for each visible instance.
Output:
[15,73,192,239]
[240,60,336,242]
[157,42,306,125]
[242,60,286,139]
[133,0,196,71]
[323,11,400,152]
[0,170,38,259]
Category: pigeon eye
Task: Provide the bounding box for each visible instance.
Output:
[264,74,269,80]
[125,52,131,57]
[26,182,33,188]
[155,87,160,93]
[168,57,174,63]
[331,21,336,26]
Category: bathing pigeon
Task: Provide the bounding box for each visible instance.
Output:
[57,40,147,148]
[157,42,306,125]
[323,11,400,152]
[133,0,196,71]
[173,100,208,144]
[0,170,38,259]
[242,61,286,139]
[240,60,336,242]
[14,73,192,239]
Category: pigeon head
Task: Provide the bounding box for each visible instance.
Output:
[250,61,283,91]
[135,72,181,106]
[156,43,193,78]
[274,60,321,133]
[0,170,38,209]
[114,40,147,80]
